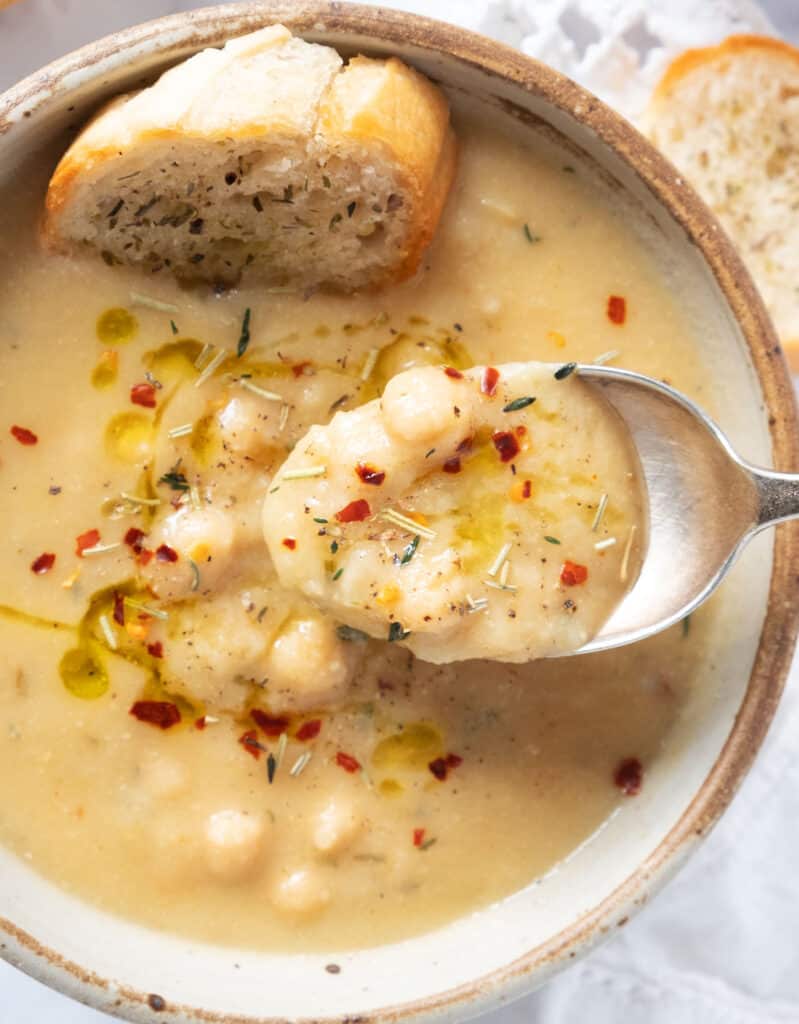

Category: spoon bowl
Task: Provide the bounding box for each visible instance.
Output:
[580,365,799,654]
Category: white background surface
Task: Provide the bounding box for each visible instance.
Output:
[1,1,799,1022]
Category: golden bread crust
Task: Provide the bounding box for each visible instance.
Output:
[652,34,799,104]
[317,55,456,283]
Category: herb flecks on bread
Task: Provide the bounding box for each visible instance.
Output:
[43,25,457,292]
[644,34,799,368]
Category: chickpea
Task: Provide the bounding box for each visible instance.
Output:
[204,809,268,883]
[382,366,473,446]
[143,506,236,602]
[271,866,331,916]
[265,615,352,712]
[312,795,363,855]
[218,394,279,460]
[138,751,189,800]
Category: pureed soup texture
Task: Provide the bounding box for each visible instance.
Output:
[0,103,706,952]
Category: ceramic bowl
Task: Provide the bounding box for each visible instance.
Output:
[0,3,797,1022]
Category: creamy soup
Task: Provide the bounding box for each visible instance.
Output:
[0,103,706,952]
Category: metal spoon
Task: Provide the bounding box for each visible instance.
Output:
[576,364,799,655]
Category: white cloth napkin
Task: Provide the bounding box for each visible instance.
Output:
[1,2,798,1022]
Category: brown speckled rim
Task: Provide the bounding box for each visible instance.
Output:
[1,3,798,1022]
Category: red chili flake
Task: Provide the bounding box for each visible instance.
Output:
[251,709,290,737]
[444,366,463,380]
[291,361,312,378]
[138,548,154,566]
[560,560,589,586]
[607,295,627,325]
[112,591,125,626]
[481,367,500,396]
[155,543,178,563]
[124,527,145,553]
[335,751,361,773]
[492,430,520,463]
[335,499,371,523]
[295,719,322,742]
[11,425,38,446]
[75,528,101,557]
[429,752,463,781]
[130,382,157,408]
[521,480,533,499]
[147,641,164,659]
[195,717,207,731]
[282,537,297,550]
[413,828,426,847]
[614,757,643,796]
[129,700,181,730]
[31,552,55,574]
[239,728,263,759]
[515,425,527,437]
[356,463,386,486]
[457,435,474,454]
[442,456,462,474]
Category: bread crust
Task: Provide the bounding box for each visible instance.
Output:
[652,34,799,104]
[394,124,457,282]
[317,55,457,283]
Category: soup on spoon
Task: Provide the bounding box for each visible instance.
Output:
[263,361,645,662]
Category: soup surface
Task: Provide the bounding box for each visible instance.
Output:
[0,102,706,951]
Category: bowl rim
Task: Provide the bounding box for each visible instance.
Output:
[1,2,798,1022]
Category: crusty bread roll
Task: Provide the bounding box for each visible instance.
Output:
[644,35,799,369]
[43,25,456,291]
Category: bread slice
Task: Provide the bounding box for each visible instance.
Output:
[43,25,456,291]
[644,35,799,369]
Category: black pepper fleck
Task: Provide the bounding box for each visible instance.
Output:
[147,994,166,1012]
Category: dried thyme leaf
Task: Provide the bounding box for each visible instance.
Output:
[400,535,420,566]
[237,307,251,358]
[502,396,536,412]
[336,625,370,643]
[388,622,410,642]
[158,462,190,492]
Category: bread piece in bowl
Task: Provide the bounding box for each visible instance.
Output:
[43,25,456,291]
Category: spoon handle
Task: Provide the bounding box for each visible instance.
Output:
[752,467,799,529]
